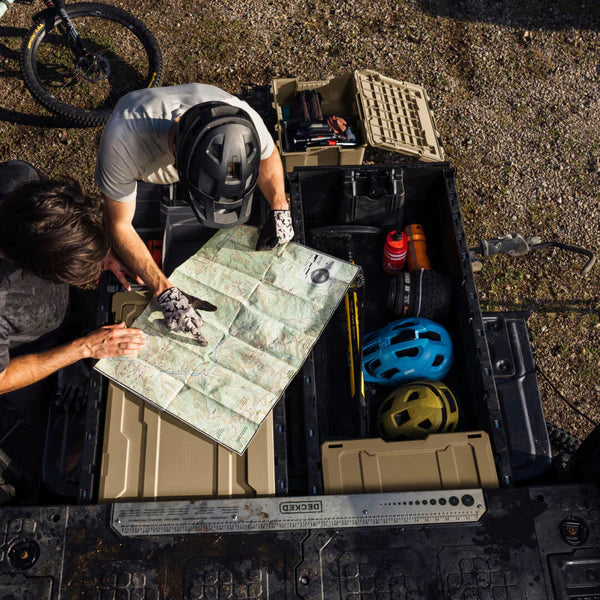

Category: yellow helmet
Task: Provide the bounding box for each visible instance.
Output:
[377,380,459,440]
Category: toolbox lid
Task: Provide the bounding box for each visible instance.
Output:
[321,432,499,494]
[99,383,275,501]
[354,69,445,162]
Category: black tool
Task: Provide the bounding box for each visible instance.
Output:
[292,134,337,145]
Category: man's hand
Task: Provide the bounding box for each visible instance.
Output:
[80,322,146,359]
[104,249,144,291]
[0,323,146,395]
[156,287,217,346]
[256,209,294,251]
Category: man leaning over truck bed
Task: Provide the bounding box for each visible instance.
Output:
[96,83,295,347]
[0,160,146,403]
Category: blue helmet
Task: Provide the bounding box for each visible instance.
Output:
[362,317,453,386]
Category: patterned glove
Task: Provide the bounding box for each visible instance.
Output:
[156,287,217,346]
[256,209,295,251]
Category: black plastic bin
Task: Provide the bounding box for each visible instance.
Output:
[79,165,526,502]
[483,311,552,483]
[288,164,514,486]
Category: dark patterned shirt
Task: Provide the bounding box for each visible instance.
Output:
[0,259,69,372]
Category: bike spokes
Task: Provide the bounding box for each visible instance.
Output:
[31,14,151,110]
[21,2,163,125]
[74,52,110,82]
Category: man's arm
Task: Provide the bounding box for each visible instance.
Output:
[103,195,171,296]
[0,323,145,395]
[257,147,289,210]
[255,148,295,251]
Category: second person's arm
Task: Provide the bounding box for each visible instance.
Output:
[103,194,172,296]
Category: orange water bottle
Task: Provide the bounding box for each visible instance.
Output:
[404,223,431,271]
[382,230,408,274]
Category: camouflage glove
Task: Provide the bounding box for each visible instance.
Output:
[156,287,217,346]
[256,209,294,251]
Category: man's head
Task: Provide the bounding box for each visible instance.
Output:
[0,176,108,286]
[174,102,261,228]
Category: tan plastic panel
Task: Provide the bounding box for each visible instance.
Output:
[111,290,152,326]
[101,291,275,501]
[321,432,498,495]
[354,69,445,162]
[99,383,275,501]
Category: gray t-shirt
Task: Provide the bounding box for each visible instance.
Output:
[95,83,275,203]
[0,259,69,372]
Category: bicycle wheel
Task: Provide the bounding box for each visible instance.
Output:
[546,422,582,456]
[20,2,163,126]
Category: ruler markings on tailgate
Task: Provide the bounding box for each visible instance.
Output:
[111,490,486,536]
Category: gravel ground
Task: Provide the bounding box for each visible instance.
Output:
[0,0,599,440]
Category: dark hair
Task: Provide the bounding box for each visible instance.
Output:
[0,177,108,286]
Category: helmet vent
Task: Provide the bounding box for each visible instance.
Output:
[407,391,420,402]
[369,359,382,372]
[443,388,457,413]
[394,347,419,359]
[209,141,223,161]
[418,418,433,430]
[432,354,444,367]
[394,321,415,329]
[381,367,400,379]
[227,161,241,182]
[393,410,410,426]
[381,398,394,413]
[363,344,379,357]
[420,331,442,341]
[390,330,416,344]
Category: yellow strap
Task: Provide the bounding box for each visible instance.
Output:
[344,294,355,396]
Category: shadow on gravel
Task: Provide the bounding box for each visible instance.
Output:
[420,0,600,31]
[0,107,79,129]
[498,299,599,314]
[238,84,275,129]
[0,25,79,128]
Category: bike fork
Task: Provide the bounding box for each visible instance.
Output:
[45,0,88,57]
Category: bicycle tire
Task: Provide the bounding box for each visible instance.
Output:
[20,2,163,127]
[546,421,582,456]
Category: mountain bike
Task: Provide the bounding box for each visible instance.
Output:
[1,0,164,126]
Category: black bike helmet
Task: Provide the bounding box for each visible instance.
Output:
[175,101,261,229]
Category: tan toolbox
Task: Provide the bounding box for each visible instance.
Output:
[271,69,445,171]
[321,432,499,495]
[98,291,275,501]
